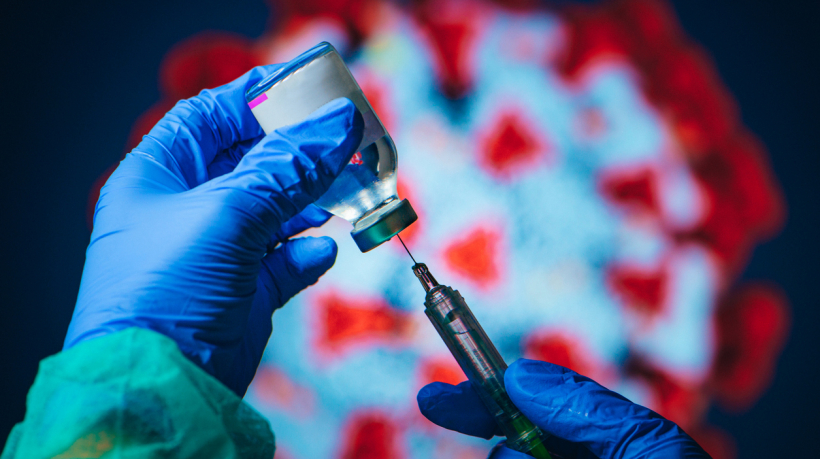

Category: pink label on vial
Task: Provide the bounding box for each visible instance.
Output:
[248,93,268,109]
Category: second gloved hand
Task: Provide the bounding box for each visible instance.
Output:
[64,66,364,396]
[418,359,710,459]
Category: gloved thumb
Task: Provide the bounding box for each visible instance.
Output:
[204,97,363,242]
[417,381,503,439]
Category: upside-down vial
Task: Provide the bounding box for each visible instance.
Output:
[246,42,417,252]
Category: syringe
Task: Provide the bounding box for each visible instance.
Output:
[409,260,553,459]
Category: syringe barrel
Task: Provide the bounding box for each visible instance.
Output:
[423,285,551,459]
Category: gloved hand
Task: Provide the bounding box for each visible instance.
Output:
[64,65,364,396]
[418,359,710,459]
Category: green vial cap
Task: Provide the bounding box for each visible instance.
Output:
[351,199,418,252]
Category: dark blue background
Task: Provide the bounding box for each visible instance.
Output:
[1,1,818,456]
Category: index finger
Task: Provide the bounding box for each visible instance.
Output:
[134,64,282,189]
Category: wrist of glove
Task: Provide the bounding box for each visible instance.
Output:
[417,359,711,459]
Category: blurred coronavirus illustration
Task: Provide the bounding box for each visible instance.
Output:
[89,1,789,458]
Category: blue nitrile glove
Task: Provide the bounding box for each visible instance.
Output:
[64,65,364,397]
[417,359,710,459]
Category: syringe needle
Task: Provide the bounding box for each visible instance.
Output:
[397,234,417,264]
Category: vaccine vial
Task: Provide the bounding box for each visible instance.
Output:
[246,42,417,252]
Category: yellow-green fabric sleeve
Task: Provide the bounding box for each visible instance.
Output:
[1,327,274,459]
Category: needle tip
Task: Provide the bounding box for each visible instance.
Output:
[397,234,417,264]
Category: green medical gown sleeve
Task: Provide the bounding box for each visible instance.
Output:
[1,328,275,459]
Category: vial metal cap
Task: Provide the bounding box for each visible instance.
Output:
[351,199,417,252]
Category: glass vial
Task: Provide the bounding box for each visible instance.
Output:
[246,42,417,252]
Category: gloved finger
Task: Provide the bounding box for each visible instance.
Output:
[417,381,503,439]
[134,64,283,189]
[262,236,338,307]
[211,97,363,235]
[505,359,709,459]
[219,264,276,397]
[217,236,337,396]
[207,134,265,180]
[417,380,590,458]
[219,286,273,397]
[417,380,585,459]
[269,205,332,250]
